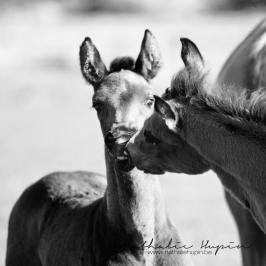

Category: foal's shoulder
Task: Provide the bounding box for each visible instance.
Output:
[8,171,106,237]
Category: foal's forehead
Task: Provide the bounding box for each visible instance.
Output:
[94,70,153,100]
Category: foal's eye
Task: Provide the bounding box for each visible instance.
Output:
[144,130,161,146]
[146,98,155,108]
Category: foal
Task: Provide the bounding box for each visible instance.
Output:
[6,30,193,266]
[127,38,266,236]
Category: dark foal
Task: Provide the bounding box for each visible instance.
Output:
[6,30,193,266]
[127,36,266,260]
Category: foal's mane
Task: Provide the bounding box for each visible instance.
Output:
[170,67,266,129]
[109,56,135,73]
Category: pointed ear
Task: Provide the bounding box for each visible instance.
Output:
[180,38,204,71]
[79,37,108,89]
[154,95,176,130]
[134,29,163,81]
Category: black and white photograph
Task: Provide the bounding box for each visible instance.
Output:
[1,0,266,265]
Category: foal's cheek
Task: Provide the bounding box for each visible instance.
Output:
[126,141,145,166]
[126,142,139,161]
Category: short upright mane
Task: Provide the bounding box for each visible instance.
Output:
[109,56,135,73]
[170,66,266,128]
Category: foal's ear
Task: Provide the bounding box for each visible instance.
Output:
[180,38,204,71]
[154,95,176,130]
[79,37,108,89]
[134,29,163,81]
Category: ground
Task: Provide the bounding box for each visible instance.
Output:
[0,4,265,265]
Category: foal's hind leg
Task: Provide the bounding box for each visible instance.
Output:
[225,190,266,266]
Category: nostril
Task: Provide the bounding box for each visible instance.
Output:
[104,132,117,145]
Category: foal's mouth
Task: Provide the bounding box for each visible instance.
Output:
[105,133,134,172]
[112,142,134,172]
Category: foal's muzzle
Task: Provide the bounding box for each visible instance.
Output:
[105,132,129,155]
[104,127,136,172]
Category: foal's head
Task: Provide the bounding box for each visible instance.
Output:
[79,30,162,171]
[126,38,209,175]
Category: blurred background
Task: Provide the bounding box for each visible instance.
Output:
[0,0,266,265]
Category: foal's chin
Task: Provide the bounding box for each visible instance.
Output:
[143,169,165,175]
[128,156,166,175]
[140,163,166,175]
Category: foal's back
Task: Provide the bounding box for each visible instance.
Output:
[6,171,106,266]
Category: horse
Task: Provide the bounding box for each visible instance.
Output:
[126,35,266,265]
[5,30,193,266]
[218,18,266,266]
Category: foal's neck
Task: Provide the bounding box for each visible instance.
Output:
[178,105,266,232]
[104,148,167,246]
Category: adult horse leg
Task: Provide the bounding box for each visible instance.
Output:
[226,191,266,266]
